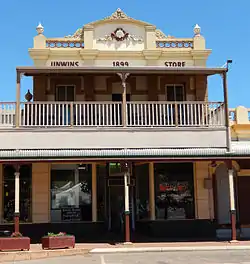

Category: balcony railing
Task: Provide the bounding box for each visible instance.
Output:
[0,101,225,128]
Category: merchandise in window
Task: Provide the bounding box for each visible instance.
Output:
[154,163,195,220]
[3,165,32,223]
[50,164,92,222]
[135,164,149,220]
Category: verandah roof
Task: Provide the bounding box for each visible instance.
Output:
[16,66,227,76]
[0,142,249,161]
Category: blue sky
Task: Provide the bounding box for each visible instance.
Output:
[0,0,248,107]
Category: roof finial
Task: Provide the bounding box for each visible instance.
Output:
[36,22,44,35]
[194,24,201,36]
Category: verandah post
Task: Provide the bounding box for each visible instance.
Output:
[117,72,130,127]
[222,71,231,152]
[14,165,20,233]
[226,160,237,242]
[15,71,21,128]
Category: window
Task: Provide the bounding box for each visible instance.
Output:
[154,163,195,220]
[97,164,107,221]
[50,164,92,222]
[3,165,32,223]
[135,164,149,220]
[55,85,75,101]
[166,84,185,101]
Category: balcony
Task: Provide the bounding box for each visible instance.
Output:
[0,101,225,128]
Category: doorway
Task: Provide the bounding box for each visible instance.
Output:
[106,163,136,235]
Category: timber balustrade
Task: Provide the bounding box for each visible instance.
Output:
[0,101,225,128]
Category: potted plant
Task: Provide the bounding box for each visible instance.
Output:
[0,232,30,251]
[41,232,75,250]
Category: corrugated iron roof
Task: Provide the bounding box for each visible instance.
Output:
[0,142,249,160]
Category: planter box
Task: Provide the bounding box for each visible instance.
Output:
[0,237,30,251]
[42,236,75,250]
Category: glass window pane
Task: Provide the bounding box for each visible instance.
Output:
[56,86,66,101]
[135,164,149,220]
[66,86,75,101]
[97,164,107,221]
[166,86,175,101]
[50,165,92,222]
[3,165,32,223]
[154,163,195,220]
[51,170,75,210]
[175,85,185,101]
[79,165,92,221]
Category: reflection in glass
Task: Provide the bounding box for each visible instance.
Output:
[97,164,106,221]
[50,165,92,222]
[154,163,194,220]
[3,165,32,223]
[135,164,149,220]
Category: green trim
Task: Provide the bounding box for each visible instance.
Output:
[124,211,130,215]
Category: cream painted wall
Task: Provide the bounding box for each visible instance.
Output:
[32,163,50,223]
[93,23,145,51]
[194,161,214,220]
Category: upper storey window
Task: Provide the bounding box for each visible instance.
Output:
[165,85,185,101]
[55,85,75,101]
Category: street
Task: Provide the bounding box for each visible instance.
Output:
[6,250,250,264]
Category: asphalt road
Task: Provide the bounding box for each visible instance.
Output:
[5,250,250,264]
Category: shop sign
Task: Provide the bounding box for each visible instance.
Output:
[164,61,186,67]
[62,208,81,222]
[47,60,82,67]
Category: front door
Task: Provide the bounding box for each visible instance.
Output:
[109,185,124,233]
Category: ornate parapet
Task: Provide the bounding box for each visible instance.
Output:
[230,106,250,141]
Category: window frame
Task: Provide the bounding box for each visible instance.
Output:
[55,84,76,102]
[165,84,186,101]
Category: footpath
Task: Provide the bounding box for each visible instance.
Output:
[2,241,250,262]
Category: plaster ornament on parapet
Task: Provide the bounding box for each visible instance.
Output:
[65,28,84,40]
[155,29,167,39]
[194,24,201,36]
[97,27,143,43]
[155,29,175,39]
[104,8,132,20]
[36,22,44,35]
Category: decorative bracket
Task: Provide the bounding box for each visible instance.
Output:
[117,73,130,88]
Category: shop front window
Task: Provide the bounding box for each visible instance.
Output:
[3,165,32,223]
[97,164,107,221]
[154,163,195,220]
[135,164,149,220]
[50,164,92,222]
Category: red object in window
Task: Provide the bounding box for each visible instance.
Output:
[159,184,166,192]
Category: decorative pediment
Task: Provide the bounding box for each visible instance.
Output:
[86,8,152,26]
[104,8,131,20]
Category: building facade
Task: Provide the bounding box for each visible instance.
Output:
[0,8,249,243]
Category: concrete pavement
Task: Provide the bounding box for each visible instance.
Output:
[3,250,250,264]
[2,241,250,262]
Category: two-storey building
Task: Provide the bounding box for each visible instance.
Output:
[0,8,246,243]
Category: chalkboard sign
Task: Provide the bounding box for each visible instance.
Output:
[62,208,81,222]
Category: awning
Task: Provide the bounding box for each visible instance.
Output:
[0,142,249,161]
[16,66,227,76]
